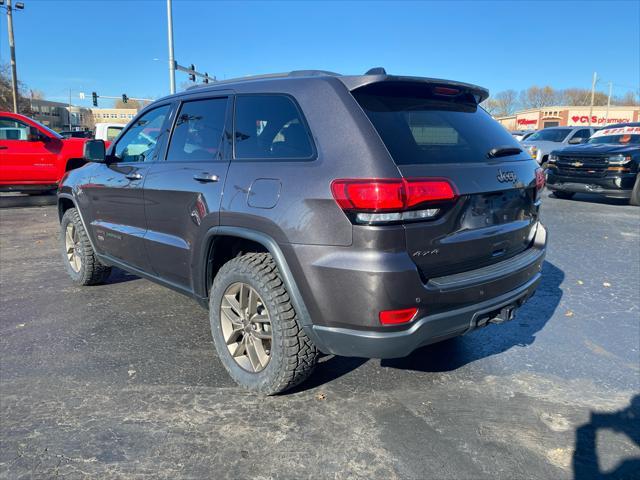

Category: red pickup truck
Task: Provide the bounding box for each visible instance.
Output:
[0,111,94,193]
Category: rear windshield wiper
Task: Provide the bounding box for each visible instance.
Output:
[487,146,522,158]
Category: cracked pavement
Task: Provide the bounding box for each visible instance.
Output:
[0,192,638,479]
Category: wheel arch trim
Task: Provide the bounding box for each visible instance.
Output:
[200,227,320,339]
[57,193,100,256]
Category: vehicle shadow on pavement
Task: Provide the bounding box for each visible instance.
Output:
[380,260,564,373]
[548,192,629,207]
[106,267,140,285]
[0,193,57,208]
[572,394,640,479]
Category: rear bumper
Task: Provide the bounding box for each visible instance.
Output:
[546,171,635,198]
[309,273,540,358]
[288,222,547,358]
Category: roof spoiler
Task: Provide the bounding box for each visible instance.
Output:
[341,74,489,104]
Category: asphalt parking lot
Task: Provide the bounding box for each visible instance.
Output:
[0,192,638,479]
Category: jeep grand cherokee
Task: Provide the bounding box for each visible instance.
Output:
[57,69,547,394]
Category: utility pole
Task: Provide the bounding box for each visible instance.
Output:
[5,0,23,113]
[69,88,73,130]
[166,0,176,94]
[605,81,612,126]
[588,71,597,126]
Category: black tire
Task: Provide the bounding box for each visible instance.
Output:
[630,175,640,206]
[552,191,575,200]
[60,208,111,285]
[209,252,318,395]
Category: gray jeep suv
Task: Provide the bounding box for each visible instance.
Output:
[57,69,547,394]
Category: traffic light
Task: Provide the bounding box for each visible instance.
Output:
[92,92,98,107]
[189,64,196,82]
[203,73,209,84]
[122,94,128,104]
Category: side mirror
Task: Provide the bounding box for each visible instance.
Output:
[568,137,584,144]
[83,139,106,163]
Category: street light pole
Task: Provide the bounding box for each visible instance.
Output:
[5,0,20,113]
[166,0,176,94]
[588,71,597,127]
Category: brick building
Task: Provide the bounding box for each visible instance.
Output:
[497,105,640,131]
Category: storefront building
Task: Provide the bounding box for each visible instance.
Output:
[497,105,640,131]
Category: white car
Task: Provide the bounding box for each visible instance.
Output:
[94,123,125,142]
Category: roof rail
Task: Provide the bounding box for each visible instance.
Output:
[185,70,341,90]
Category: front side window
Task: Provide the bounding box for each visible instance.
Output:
[0,117,30,140]
[166,97,228,162]
[113,106,170,163]
[234,95,314,160]
[572,129,591,140]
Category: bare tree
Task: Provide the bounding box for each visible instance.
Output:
[114,98,141,110]
[0,63,32,114]
[559,88,608,106]
[519,86,558,109]
[613,91,639,106]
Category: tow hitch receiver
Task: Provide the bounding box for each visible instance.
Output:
[475,303,518,328]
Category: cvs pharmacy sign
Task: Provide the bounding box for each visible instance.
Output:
[570,115,631,125]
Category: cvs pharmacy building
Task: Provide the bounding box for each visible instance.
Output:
[497,105,640,131]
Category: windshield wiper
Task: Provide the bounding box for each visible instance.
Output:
[487,146,522,158]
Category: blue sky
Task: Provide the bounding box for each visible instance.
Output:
[1,0,638,108]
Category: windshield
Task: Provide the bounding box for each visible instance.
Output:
[352,82,524,165]
[588,126,640,145]
[526,128,572,143]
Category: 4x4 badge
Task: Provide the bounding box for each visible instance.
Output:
[497,169,517,183]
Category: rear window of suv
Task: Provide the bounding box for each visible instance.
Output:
[352,82,522,165]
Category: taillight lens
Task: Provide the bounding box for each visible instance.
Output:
[331,178,456,213]
[331,179,405,211]
[379,307,418,325]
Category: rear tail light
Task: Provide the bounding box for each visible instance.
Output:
[379,307,418,325]
[331,178,457,224]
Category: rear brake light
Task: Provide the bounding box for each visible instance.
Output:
[379,307,418,325]
[433,86,461,96]
[331,178,456,213]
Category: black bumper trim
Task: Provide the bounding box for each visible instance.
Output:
[427,246,544,292]
[309,273,542,359]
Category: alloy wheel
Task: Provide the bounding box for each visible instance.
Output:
[65,223,82,273]
[220,282,272,372]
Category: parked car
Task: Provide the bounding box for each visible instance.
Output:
[522,126,595,165]
[94,122,125,142]
[511,129,536,142]
[57,69,547,394]
[0,112,93,193]
[546,123,640,205]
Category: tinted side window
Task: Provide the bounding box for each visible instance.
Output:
[234,95,313,160]
[113,105,170,163]
[166,98,227,162]
[572,129,591,140]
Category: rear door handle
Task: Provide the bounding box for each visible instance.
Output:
[125,172,143,180]
[193,173,219,183]
[0,146,8,150]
